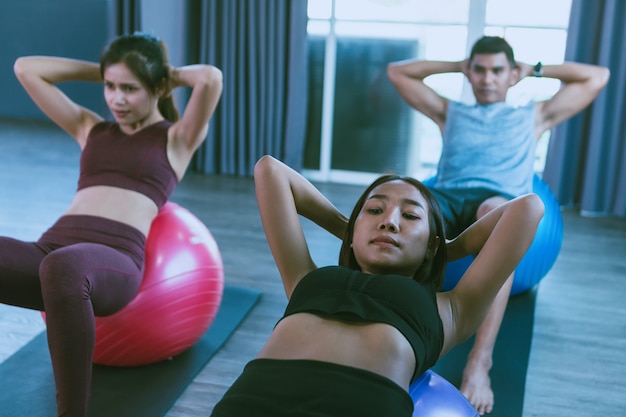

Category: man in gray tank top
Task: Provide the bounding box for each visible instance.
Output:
[388,36,609,415]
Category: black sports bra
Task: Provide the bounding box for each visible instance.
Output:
[281,266,444,381]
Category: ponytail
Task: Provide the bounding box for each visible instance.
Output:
[156,39,179,122]
[158,95,179,122]
[101,32,180,122]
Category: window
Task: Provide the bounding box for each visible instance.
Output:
[304,0,572,184]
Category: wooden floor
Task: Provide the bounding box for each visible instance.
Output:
[1,118,625,416]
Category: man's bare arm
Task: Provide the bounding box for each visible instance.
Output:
[387,59,464,132]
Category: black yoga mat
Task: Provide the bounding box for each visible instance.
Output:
[0,285,261,417]
[432,288,537,417]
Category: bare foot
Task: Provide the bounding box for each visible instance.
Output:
[460,358,494,415]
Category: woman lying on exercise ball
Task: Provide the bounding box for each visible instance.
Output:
[210,155,544,416]
[5,32,222,416]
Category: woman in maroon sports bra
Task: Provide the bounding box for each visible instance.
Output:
[4,32,222,416]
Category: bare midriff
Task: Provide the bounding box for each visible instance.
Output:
[256,312,415,389]
[63,186,158,236]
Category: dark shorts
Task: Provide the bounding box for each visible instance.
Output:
[211,359,414,417]
[428,187,514,238]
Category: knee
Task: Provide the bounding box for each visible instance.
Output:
[476,197,508,219]
[39,249,89,302]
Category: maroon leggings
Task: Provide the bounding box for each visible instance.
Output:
[0,215,145,417]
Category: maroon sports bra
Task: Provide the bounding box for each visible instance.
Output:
[77,120,178,208]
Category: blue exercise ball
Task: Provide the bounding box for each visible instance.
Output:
[410,370,478,416]
[511,175,563,294]
[425,175,563,296]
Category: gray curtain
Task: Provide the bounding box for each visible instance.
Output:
[192,0,308,176]
[543,0,626,217]
[107,0,141,37]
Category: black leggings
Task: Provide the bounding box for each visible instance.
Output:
[211,359,414,416]
[0,215,145,417]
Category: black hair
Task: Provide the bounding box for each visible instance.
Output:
[470,36,516,68]
[338,175,447,290]
[100,32,179,122]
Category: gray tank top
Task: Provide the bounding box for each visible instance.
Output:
[434,100,537,197]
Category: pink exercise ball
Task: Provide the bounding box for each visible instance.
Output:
[93,202,224,366]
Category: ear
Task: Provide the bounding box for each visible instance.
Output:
[510,65,521,86]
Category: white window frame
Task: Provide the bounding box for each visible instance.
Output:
[303,0,570,184]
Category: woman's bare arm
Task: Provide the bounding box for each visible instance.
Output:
[168,65,222,152]
[438,193,544,355]
[254,155,348,298]
[13,56,103,146]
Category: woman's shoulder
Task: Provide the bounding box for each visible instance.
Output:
[302,265,347,279]
[303,266,424,287]
[91,120,173,137]
[86,120,116,137]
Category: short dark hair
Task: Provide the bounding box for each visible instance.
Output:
[470,36,516,68]
[338,174,447,290]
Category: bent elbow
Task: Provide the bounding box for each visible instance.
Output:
[199,66,223,97]
[597,66,611,89]
[13,57,29,79]
[207,65,223,86]
[587,66,611,94]
[387,63,401,84]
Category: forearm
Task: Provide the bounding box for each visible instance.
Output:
[387,59,454,124]
[170,64,222,89]
[169,64,223,150]
[445,238,468,262]
[290,168,348,240]
[14,56,101,84]
[258,156,348,240]
[448,194,543,260]
[448,194,544,340]
[254,155,347,291]
[545,62,610,90]
[388,59,464,81]
[520,60,609,86]
[528,61,609,131]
